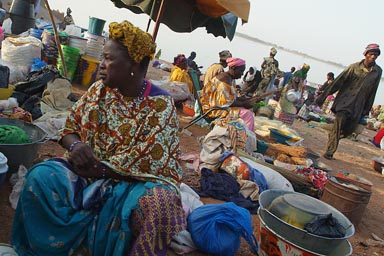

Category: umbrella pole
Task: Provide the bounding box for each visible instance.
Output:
[152,0,166,42]
[43,0,68,78]
[145,19,151,33]
[145,0,157,32]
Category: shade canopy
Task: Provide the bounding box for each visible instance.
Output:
[110,0,250,41]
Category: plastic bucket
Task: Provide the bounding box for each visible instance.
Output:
[321,176,372,226]
[0,118,47,173]
[10,14,35,35]
[69,35,87,55]
[9,0,35,34]
[57,45,81,81]
[78,56,100,87]
[41,29,69,62]
[9,0,34,18]
[84,31,105,44]
[84,32,105,60]
[88,17,106,36]
[85,40,103,60]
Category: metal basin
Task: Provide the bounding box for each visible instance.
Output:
[257,208,353,256]
[0,117,47,172]
[259,189,354,255]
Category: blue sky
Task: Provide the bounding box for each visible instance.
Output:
[49,0,384,104]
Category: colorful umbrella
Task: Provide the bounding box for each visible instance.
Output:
[110,0,250,41]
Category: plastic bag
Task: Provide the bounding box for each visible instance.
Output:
[1,36,42,70]
[240,156,294,191]
[304,213,347,238]
[30,57,47,73]
[9,164,28,209]
[0,59,27,84]
[220,153,250,180]
[220,152,269,193]
[188,202,258,256]
[2,18,12,34]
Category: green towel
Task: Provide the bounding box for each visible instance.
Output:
[0,125,31,144]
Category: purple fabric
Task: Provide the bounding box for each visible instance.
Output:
[129,186,186,255]
[148,82,171,97]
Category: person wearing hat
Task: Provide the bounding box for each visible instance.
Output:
[203,50,232,87]
[257,47,280,94]
[169,53,194,94]
[200,57,262,131]
[315,43,382,160]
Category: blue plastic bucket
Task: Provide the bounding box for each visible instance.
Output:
[88,17,106,36]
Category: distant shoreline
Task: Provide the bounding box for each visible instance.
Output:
[236,32,384,84]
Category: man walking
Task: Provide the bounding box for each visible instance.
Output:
[258,47,280,93]
[315,43,382,160]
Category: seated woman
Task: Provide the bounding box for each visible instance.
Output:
[169,54,194,95]
[199,57,257,131]
[11,20,186,256]
[241,66,262,97]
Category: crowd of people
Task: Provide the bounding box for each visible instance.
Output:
[170,43,382,160]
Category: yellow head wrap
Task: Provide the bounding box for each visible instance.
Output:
[109,20,156,64]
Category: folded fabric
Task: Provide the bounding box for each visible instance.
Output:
[238,179,259,201]
[0,125,30,144]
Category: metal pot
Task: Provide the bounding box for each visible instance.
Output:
[286,89,300,102]
[0,117,47,172]
[259,189,355,255]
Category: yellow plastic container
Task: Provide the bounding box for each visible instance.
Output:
[0,85,15,100]
[79,55,100,87]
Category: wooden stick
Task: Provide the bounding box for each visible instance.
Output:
[248,89,280,102]
[145,0,157,32]
[152,0,166,42]
[43,0,67,78]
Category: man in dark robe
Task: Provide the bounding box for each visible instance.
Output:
[315,43,382,160]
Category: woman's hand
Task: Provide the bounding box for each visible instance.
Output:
[68,142,101,178]
[242,99,254,109]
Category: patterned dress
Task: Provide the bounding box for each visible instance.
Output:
[11,80,186,256]
[200,77,255,130]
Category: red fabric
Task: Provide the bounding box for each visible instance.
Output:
[373,128,384,145]
[226,57,246,68]
[197,0,228,17]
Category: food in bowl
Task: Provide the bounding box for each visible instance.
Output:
[259,189,355,255]
[268,193,331,229]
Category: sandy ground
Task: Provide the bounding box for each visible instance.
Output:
[0,64,383,255]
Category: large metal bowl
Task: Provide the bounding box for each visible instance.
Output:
[259,189,355,255]
[258,208,353,256]
[0,117,47,172]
